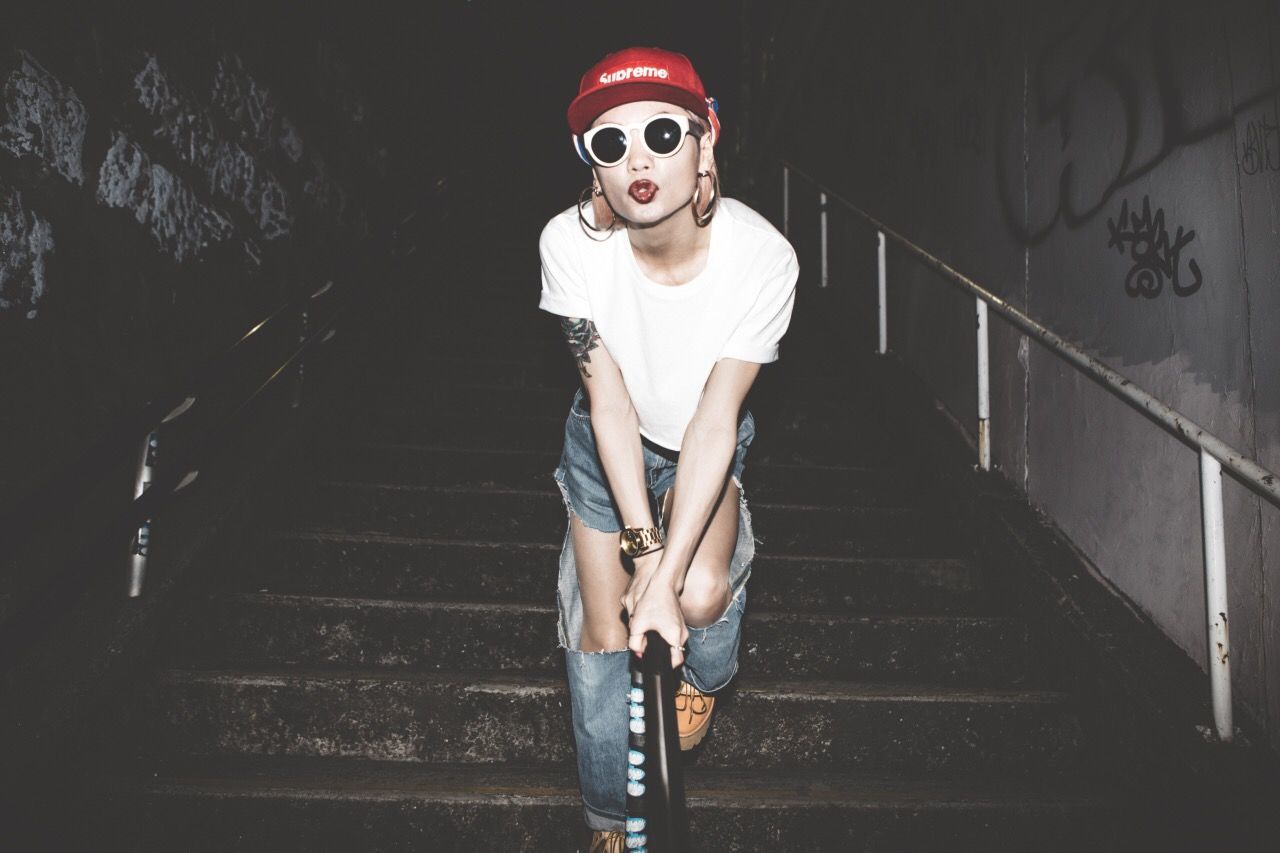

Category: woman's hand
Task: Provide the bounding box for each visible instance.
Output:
[620,551,675,620]
[621,555,687,669]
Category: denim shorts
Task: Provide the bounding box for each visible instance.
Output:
[551,386,758,691]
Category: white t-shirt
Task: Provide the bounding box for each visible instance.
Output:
[537,196,800,450]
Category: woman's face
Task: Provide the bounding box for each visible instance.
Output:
[589,99,712,227]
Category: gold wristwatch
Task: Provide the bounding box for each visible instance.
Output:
[620,525,664,558]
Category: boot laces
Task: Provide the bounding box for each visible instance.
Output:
[675,680,710,718]
[588,830,625,853]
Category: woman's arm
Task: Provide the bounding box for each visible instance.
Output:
[657,357,760,584]
[623,357,761,665]
[560,317,654,532]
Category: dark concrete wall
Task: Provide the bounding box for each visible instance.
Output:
[749,0,1279,754]
[0,8,385,506]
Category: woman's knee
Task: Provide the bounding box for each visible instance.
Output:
[679,564,730,627]
[579,618,628,653]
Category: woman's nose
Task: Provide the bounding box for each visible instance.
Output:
[626,128,651,170]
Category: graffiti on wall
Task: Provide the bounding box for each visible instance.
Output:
[0,185,55,318]
[0,51,87,185]
[1239,110,1279,175]
[994,5,1280,246]
[1106,195,1202,299]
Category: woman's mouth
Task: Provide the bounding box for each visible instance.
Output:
[628,180,658,203]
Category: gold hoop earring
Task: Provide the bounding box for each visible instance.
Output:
[578,184,615,241]
[692,170,719,227]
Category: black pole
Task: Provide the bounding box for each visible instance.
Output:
[625,629,688,853]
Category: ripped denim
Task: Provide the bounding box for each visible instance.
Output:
[551,386,757,831]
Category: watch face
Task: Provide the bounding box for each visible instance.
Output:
[621,529,640,556]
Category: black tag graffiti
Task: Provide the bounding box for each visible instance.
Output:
[1240,112,1280,175]
[1106,195,1202,299]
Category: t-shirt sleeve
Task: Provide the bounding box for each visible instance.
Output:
[537,218,592,319]
[718,245,800,364]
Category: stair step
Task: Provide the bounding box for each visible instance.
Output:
[291,484,961,557]
[174,592,1032,686]
[316,444,561,491]
[319,412,923,467]
[356,381,577,420]
[319,411,568,453]
[316,444,928,507]
[341,378,909,440]
[240,533,1000,614]
[356,326,565,364]
[357,354,578,388]
[149,668,1085,775]
[95,755,1130,852]
[360,296,860,361]
[351,380,912,434]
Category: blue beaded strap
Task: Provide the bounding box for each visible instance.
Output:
[623,674,649,852]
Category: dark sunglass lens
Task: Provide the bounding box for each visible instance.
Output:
[588,128,628,164]
[644,118,683,155]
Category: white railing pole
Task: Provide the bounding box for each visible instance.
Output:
[877,230,887,354]
[1199,447,1233,742]
[782,165,790,239]
[819,191,829,289]
[976,297,991,471]
[128,430,158,597]
[780,159,1275,749]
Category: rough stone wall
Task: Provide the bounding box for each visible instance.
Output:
[752,0,1280,754]
[0,52,89,186]
[0,16,383,505]
[0,185,56,319]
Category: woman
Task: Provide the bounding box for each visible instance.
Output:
[537,46,799,852]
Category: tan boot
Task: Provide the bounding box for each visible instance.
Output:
[588,829,625,853]
[675,678,715,750]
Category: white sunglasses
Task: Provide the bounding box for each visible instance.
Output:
[579,113,693,167]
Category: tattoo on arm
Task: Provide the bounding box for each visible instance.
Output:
[560,317,601,378]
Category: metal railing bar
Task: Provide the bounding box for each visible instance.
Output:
[781,159,1280,509]
[1,280,338,548]
[228,296,346,425]
[132,293,351,598]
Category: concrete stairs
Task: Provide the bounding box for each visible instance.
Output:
[87,236,1138,850]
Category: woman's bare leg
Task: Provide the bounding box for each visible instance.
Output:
[571,515,632,652]
[573,473,739,650]
[658,476,739,628]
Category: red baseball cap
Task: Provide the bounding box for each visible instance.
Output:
[567,46,719,143]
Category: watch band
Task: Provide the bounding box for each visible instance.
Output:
[620,525,664,558]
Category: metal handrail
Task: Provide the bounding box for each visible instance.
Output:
[2,209,420,608]
[781,159,1280,743]
[3,279,329,549]
[125,285,352,596]
[0,279,341,651]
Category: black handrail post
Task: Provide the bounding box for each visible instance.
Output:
[626,629,688,853]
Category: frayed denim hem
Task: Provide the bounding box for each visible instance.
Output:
[583,801,625,833]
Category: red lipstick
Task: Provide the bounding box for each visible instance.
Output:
[628,180,657,203]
